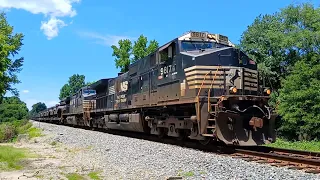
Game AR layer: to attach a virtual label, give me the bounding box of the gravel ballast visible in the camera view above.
[28,121,320,180]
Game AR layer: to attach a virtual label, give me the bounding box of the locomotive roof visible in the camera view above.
[90,78,111,90]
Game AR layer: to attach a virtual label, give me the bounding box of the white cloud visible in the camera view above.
[0,0,80,39]
[25,99,59,110]
[40,17,67,40]
[22,90,29,93]
[78,31,137,46]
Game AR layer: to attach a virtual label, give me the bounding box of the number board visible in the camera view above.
[190,32,207,39]
[218,34,228,42]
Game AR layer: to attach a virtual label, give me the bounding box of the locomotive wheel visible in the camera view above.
[199,137,212,145]
[157,127,166,139]
[176,129,187,141]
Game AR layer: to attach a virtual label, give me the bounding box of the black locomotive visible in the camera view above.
[34,31,277,146]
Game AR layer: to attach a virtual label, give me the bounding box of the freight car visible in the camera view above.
[34,31,277,146]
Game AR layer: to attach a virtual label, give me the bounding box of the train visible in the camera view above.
[33,31,277,146]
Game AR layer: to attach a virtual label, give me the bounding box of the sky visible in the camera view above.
[1,0,318,110]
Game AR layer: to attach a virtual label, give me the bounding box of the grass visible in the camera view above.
[0,120,43,143]
[27,127,43,139]
[0,145,29,170]
[88,171,102,180]
[65,173,85,180]
[266,138,320,152]
[177,170,195,177]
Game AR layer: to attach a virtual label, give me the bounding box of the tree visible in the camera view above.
[0,96,28,122]
[111,35,159,72]
[132,35,159,62]
[29,102,47,118]
[0,13,24,99]
[239,3,320,90]
[111,39,132,72]
[59,74,86,100]
[240,3,320,140]
[59,84,71,100]
[86,81,96,86]
[277,60,320,140]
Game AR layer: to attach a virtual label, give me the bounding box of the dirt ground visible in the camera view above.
[0,132,100,180]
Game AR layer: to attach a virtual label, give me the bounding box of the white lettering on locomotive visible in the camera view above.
[160,64,176,76]
[120,81,128,92]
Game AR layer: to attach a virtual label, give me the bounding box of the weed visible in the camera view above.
[266,138,320,152]
[183,171,194,177]
[50,141,57,146]
[66,173,85,180]
[27,127,43,139]
[0,145,29,170]
[88,171,102,180]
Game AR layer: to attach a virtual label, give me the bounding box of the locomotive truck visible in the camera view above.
[34,31,277,146]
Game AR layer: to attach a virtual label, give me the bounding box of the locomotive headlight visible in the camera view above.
[229,86,237,94]
[264,88,271,95]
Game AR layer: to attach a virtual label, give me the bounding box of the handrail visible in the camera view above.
[196,71,211,124]
[207,66,222,112]
[196,71,211,97]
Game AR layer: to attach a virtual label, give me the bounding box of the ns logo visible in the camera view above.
[120,81,128,92]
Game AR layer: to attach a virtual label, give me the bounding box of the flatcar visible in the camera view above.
[34,31,277,146]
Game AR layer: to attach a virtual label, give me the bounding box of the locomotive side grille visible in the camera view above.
[243,68,258,91]
[83,100,96,109]
[183,65,227,89]
[183,66,259,92]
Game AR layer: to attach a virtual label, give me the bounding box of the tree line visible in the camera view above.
[0,3,319,141]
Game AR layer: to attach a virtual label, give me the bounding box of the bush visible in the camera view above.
[277,60,320,141]
[0,123,15,142]
[0,120,41,143]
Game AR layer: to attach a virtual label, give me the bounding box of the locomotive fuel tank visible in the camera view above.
[104,113,148,132]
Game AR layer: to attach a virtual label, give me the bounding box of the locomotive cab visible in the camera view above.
[175,32,276,146]
[150,31,276,146]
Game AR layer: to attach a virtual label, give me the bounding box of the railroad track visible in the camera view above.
[232,146,320,174]
[34,120,320,175]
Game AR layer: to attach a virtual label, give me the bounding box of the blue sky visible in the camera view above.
[1,0,318,110]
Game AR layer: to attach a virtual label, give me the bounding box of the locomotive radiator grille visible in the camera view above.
[83,100,96,109]
[183,66,259,92]
[183,65,227,89]
[243,68,258,91]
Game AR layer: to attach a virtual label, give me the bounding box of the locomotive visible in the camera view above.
[34,31,277,146]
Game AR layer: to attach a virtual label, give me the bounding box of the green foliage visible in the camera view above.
[29,102,47,118]
[65,173,85,180]
[240,3,320,141]
[277,60,320,140]
[111,34,159,72]
[0,145,29,170]
[0,120,40,142]
[86,81,96,86]
[111,39,132,72]
[132,35,159,62]
[0,13,24,99]
[0,96,28,122]
[59,84,71,100]
[59,74,92,100]
[27,127,43,138]
[266,138,320,152]
[239,3,320,90]
[88,171,102,180]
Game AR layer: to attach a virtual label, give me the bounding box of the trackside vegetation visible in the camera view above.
[239,3,320,143]
[0,2,318,165]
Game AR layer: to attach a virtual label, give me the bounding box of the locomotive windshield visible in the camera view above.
[181,41,229,51]
[181,41,214,51]
[82,89,96,97]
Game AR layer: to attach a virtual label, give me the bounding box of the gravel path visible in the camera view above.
[5,120,319,180]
